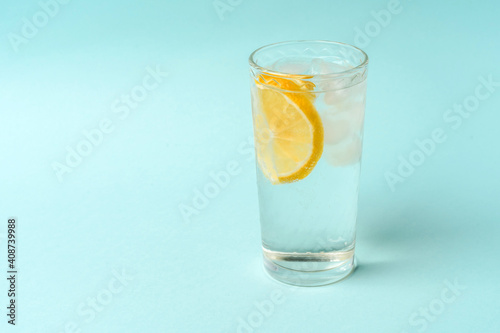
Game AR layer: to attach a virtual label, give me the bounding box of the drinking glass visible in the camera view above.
[249,40,368,286]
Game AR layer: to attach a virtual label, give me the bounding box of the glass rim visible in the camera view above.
[248,40,369,79]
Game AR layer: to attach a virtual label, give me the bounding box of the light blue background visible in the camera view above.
[1,0,499,332]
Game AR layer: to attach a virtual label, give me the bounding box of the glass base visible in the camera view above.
[262,248,356,287]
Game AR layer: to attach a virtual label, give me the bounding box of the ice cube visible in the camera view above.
[324,135,363,167]
[322,112,352,145]
[309,58,328,75]
[271,59,310,74]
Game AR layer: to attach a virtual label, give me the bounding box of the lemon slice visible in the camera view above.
[253,74,324,184]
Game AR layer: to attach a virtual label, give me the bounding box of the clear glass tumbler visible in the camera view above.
[249,40,368,286]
